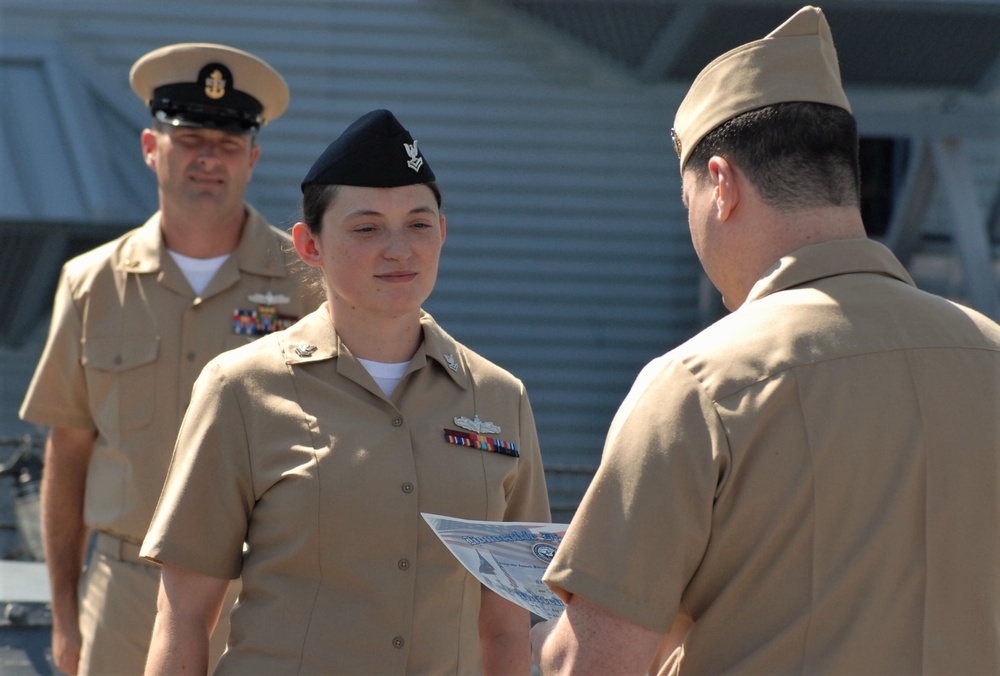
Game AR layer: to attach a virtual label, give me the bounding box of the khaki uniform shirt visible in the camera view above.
[544,239,1000,675]
[142,305,551,675]
[20,207,320,543]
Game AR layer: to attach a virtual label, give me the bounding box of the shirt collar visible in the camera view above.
[115,213,165,274]
[418,310,471,390]
[281,307,471,390]
[281,304,338,363]
[234,205,293,279]
[744,238,915,305]
[114,205,288,279]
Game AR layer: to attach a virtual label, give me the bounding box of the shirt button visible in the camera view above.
[392,636,405,649]
[113,355,122,366]
[186,352,196,361]
[398,558,410,571]
[401,482,414,494]
[391,416,403,427]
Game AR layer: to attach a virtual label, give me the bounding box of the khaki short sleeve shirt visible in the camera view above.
[19,207,321,542]
[142,306,551,674]
[544,239,1000,674]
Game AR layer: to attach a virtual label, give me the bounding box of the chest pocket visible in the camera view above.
[82,338,160,431]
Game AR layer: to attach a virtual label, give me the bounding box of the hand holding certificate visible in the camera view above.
[421,513,570,619]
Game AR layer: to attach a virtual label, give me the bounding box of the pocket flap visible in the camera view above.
[83,338,160,372]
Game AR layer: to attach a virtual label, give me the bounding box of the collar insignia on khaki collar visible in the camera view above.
[443,353,459,372]
[294,343,317,358]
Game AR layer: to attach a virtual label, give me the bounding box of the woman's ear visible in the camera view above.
[291,223,322,268]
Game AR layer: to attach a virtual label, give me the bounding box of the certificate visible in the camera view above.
[422,512,569,619]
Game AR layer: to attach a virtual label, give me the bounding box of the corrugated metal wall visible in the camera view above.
[0,0,701,489]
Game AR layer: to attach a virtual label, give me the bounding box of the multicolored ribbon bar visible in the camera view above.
[443,428,519,458]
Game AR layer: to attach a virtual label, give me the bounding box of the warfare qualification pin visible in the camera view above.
[248,291,291,306]
[453,415,501,434]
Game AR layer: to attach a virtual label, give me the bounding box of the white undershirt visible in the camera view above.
[357,358,410,396]
[167,251,231,295]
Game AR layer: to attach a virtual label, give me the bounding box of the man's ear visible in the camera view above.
[140,129,158,170]
[708,156,739,222]
[291,222,322,268]
[248,143,261,171]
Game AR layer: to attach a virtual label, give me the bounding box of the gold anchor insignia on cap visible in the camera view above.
[294,343,317,358]
[454,415,501,434]
[443,353,459,372]
[404,141,423,172]
[204,68,226,100]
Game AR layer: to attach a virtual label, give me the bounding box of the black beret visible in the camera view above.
[301,109,436,192]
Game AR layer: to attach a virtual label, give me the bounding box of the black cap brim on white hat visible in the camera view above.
[130,42,289,134]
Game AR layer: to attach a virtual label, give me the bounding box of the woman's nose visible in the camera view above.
[382,231,410,259]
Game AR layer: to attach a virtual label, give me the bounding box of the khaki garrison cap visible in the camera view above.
[130,43,289,134]
[671,5,852,171]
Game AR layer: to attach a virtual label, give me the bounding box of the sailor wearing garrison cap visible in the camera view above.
[20,41,319,676]
[141,108,551,674]
[671,4,851,170]
[536,6,1000,675]
[301,108,437,189]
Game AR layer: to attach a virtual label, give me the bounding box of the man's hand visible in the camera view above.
[51,614,83,676]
